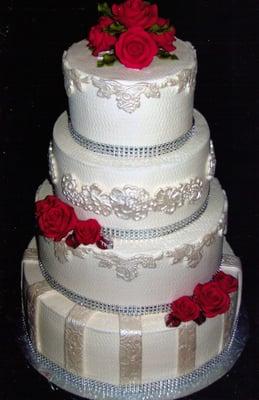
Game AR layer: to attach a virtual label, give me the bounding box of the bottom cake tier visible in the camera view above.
[21,238,243,395]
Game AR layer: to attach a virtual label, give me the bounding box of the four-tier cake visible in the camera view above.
[21,1,244,398]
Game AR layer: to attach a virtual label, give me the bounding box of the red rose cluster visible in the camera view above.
[35,195,107,249]
[88,0,176,69]
[165,271,238,328]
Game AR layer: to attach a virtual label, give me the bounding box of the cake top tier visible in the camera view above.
[63,38,196,85]
[63,38,197,147]
[62,0,197,148]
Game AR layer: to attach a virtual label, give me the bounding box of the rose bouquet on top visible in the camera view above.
[88,0,178,69]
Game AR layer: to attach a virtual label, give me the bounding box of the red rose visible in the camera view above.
[88,16,117,56]
[165,312,181,328]
[98,16,114,29]
[35,196,77,241]
[112,0,158,29]
[66,219,101,248]
[213,271,238,294]
[194,282,230,318]
[115,27,158,69]
[171,296,201,322]
[151,29,176,52]
[156,17,170,27]
[35,195,60,217]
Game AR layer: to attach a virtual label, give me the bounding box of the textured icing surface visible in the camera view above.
[37,178,226,306]
[51,110,211,230]
[63,38,197,145]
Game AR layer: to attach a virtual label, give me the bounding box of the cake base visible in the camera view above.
[20,307,248,400]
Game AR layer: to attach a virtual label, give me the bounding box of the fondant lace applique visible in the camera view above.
[50,198,227,281]
[61,174,205,220]
[63,52,197,113]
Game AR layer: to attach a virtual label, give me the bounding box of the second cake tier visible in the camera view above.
[49,110,214,231]
[37,177,227,309]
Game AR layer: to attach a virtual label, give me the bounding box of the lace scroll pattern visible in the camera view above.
[119,315,142,384]
[64,305,94,375]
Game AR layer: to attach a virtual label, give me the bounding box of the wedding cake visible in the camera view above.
[21,1,244,398]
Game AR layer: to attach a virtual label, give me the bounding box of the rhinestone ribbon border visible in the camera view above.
[39,261,171,316]
[20,309,248,400]
[69,122,195,158]
[39,249,225,317]
[101,194,209,240]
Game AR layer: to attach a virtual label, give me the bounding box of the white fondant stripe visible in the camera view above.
[119,315,142,384]
[26,281,53,348]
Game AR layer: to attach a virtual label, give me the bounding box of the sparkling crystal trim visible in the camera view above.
[61,174,206,220]
[20,311,247,400]
[38,262,171,316]
[101,195,209,240]
[39,249,228,315]
[69,122,195,158]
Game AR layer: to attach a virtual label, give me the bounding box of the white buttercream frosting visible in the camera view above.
[63,38,197,145]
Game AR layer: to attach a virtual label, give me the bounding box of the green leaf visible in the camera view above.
[149,24,160,33]
[109,22,125,32]
[97,60,104,67]
[98,2,113,17]
[157,49,171,58]
[97,53,116,67]
[104,22,126,35]
[150,23,170,34]
[103,53,116,65]
[157,50,179,60]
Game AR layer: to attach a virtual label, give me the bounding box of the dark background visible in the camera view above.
[0,0,258,399]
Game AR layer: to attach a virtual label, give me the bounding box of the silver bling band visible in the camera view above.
[38,261,171,316]
[69,122,196,158]
[101,195,209,240]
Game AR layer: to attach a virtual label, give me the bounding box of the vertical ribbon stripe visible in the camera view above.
[177,322,196,376]
[26,281,52,348]
[223,292,238,348]
[64,304,93,375]
[119,315,142,385]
